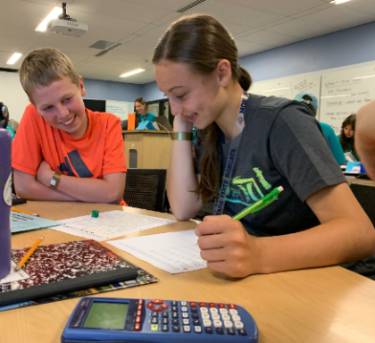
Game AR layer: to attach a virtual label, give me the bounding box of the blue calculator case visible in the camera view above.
[62,297,258,342]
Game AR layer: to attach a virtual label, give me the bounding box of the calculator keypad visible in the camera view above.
[144,300,247,337]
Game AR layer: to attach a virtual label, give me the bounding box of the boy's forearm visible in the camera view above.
[52,173,125,203]
[14,174,76,202]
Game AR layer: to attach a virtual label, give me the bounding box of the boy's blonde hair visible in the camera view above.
[19,48,81,99]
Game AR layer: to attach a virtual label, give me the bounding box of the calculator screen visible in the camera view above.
[83,302,129,330]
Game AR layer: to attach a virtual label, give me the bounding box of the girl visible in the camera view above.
[339,114,359,161]
[153,14,375,278]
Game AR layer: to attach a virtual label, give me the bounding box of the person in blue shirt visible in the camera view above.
[134,97,159,130]
[294,93,347,165]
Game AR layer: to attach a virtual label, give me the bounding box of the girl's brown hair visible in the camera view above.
[153,14,251,202]
[340,113,356,151]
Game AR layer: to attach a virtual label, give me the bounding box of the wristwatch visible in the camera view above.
[49,172,61,189]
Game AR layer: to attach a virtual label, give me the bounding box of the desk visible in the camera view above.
[346,176,375,188]
[2,201,375,342]
[123,130,171,169]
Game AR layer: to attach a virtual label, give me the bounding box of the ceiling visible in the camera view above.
[1,0,375,85]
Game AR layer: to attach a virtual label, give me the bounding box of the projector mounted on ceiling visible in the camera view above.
[48,2,88,37]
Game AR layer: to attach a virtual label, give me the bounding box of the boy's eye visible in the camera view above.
[43,106,54,112]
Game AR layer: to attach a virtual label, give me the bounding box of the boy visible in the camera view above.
[12,48,126,203]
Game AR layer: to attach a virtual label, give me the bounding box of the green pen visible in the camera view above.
[233,185,284,220]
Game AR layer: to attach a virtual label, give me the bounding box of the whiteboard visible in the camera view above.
[0,71,29,122]
[251,72,321,116]
[320,61,375,133]
[105,99,133,120]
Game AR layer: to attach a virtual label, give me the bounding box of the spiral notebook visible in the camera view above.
[0,240,157,311]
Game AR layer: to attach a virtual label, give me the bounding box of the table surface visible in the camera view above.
[2,201,375,343]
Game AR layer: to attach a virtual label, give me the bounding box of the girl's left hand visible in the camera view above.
[196,215,261,278]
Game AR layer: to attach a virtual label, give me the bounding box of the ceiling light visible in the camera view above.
[119,68,145,78]
[35,6,63,32]
[353,74,375,80]
[330,0,352,5]
[6,52,23,65]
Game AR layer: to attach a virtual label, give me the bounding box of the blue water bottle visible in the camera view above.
[0,129,11,279]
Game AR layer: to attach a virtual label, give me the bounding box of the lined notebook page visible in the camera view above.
[109,230,207,274]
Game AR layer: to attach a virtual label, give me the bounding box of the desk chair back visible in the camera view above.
[350,183,375,225]
[124,169,167,212]
[344,183,375,279]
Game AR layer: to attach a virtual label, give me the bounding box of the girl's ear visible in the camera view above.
[216,59,232,87]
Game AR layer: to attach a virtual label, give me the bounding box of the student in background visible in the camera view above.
[338,114,359,161]
[153,14,375,278]
[12,48,126,203]
[357,101,375,179]
[294,93,346,165]
[134,97,159,130]
[0,102,16,138]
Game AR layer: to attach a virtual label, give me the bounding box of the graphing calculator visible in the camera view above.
[61,297,258,342]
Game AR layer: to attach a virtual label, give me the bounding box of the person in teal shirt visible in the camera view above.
[134,97,159,130]
[294,93,347,165]
[319,122,347,165]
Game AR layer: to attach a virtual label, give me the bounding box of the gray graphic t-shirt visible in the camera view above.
[195,94,345,236]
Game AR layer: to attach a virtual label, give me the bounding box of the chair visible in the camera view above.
[350,183,375,225]
[124,169,167,212]
[343,182,375,279]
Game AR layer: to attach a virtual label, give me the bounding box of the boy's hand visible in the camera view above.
[196,215,261,278]
[36,161,54,187]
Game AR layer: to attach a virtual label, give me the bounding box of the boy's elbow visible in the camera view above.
[103,188,124,204]
[14,181,32,199]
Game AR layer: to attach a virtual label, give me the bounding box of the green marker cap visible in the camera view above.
[91,210,99,218]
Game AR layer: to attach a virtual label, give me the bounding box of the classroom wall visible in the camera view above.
[142,20,375,101]
[83,78,142,102]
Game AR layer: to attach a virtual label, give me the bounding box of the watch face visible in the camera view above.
[50,173,60,188]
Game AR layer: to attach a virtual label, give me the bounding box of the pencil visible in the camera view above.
[233,186,284,221]
[16,237,44,271]
[11,207,39,217]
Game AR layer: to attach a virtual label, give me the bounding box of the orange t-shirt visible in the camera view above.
[12,104,127,178]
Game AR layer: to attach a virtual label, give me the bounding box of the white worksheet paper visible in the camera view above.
[108,230,207,274]
[52,210,176,241]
